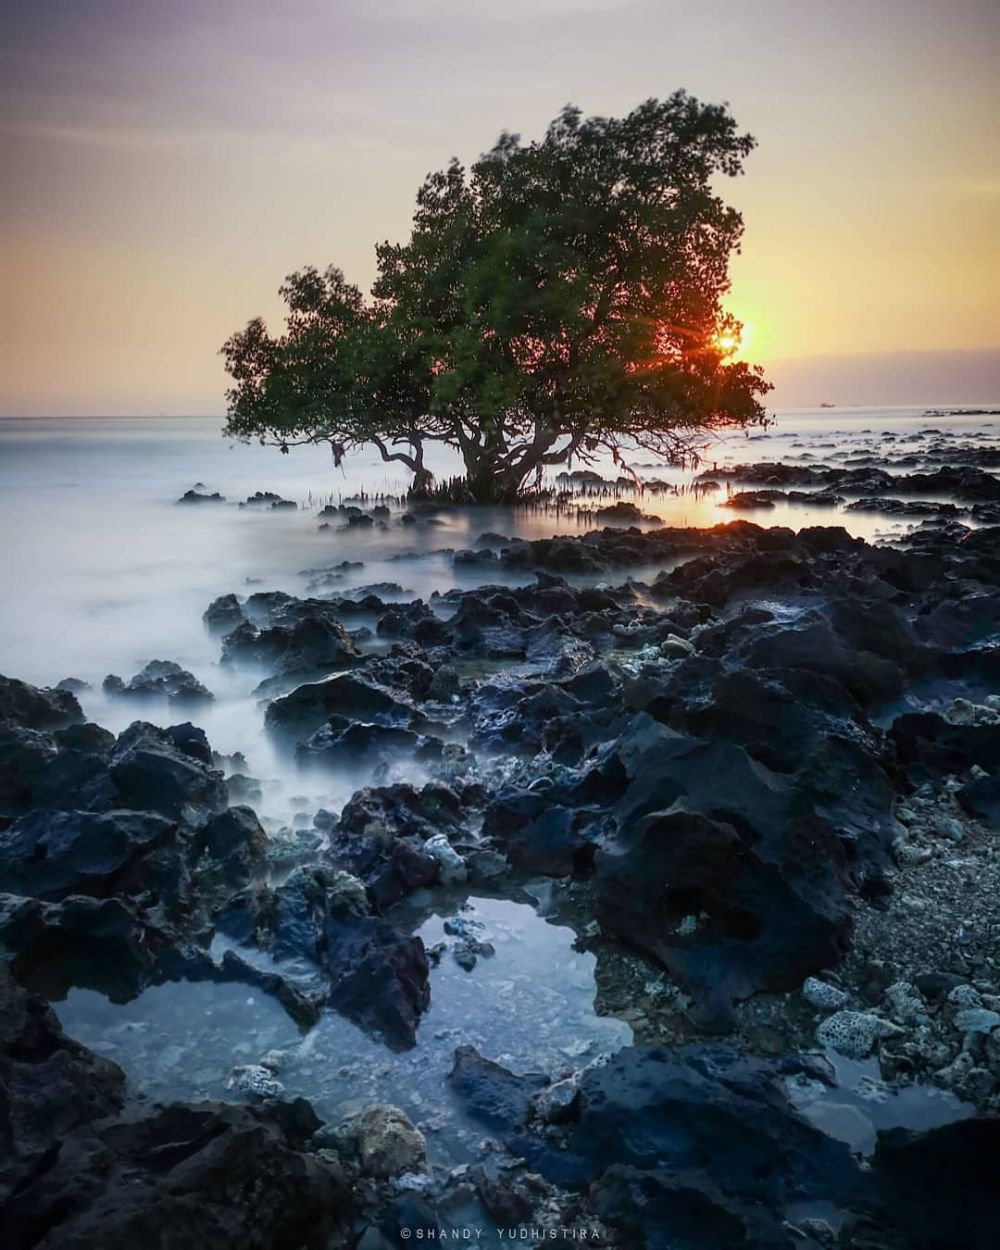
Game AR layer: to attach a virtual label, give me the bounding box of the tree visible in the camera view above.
[222,93,771,503]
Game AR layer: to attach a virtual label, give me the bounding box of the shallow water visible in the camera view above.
[55,893,632,1164]
[3,407,993,1161]
[2,408,996,695]
[787,1052,973,1155]
[5,405,989,825]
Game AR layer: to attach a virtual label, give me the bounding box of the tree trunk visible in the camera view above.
[371,434,434,497]
[462,450,528,504]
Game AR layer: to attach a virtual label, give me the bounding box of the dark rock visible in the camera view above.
[0,675,84,731]
[0,721,111,816]
[596,803,845,1023]
[203,593,246,633]
[785,489,844,506]
[345,837,439,910]
[454,547,497,567]
[242,589,298,622]
[164,722,215,766]
[55,677,90,693]
[482,790,595,878]
[297,721,442,769]
[197,805,268,871]
[591,1165,803,1250]
[875,1118,1000,1250]
[0,960,125,1192]
[891,465,1000,502]
[720,490,779,510]
[326,781,479,907]
[913,591,1000,649]
[176,488,224,503]
[449,1043,868,1248]
[448,1045,548,1131]
[957,773,1000,828]
[594,501,648,523]
[427,663,461,701]
[222,616,359,680]
[912,971,967,1003]
[337,781,471,841]
[239,490,297,509]
[735,615,906,705]
[217,866,430,1046]
[585,714,892,1022]
[377,600,450,647]
[515,1044,866,1205]
[0,809,177,901]
[224,773,263,805]
[4,1088,349,1250]
[890,712,1000,782]
[845,496,967,517]
[265,673,414,741]
[109,721,228,826]
[0,893,160,1002]
[325,916,430,1050]
[102,661,214,706]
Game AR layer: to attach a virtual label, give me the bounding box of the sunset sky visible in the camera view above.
[2,0,999,416]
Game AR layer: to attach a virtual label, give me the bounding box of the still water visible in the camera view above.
[1,408,991,1157]
[57,893,632,1164]
[5,405,983,827]
[3,406,995,690]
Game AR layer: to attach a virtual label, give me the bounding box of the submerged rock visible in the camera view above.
[227,1062,286,1100]
[217,866,430,1048]
[448,1045,548,1131]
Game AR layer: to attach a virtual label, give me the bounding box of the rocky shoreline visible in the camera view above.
[3,485,1000,1246]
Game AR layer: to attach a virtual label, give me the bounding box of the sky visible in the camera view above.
[2,0,999,416]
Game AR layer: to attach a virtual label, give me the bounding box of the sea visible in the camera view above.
[0,406,990,1160]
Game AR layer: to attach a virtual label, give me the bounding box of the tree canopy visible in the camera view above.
[222,93,771,502]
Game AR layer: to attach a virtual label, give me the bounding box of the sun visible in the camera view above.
[713,323,752,359]
[715,332,740,354]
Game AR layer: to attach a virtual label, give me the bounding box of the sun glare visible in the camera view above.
[714,322,753,360]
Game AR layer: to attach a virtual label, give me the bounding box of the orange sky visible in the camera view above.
[2,0,999,415]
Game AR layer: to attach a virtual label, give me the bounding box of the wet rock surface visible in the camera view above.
[4,429,1000,1245]
[0,963,354,1250]
[103,659,214,706]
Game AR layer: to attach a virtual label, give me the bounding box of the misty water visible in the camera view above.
[58,893,631,1164]
[1,407,992,1162]
[5,406,993,830]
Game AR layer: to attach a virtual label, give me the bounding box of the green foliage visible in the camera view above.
[222,92,771,502]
